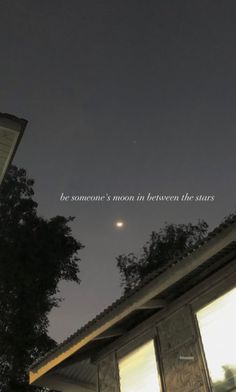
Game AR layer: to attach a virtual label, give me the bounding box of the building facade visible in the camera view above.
[30,217,236,392]
[0,113,27,185]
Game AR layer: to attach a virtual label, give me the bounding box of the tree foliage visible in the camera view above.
[117,221,209,292]
[0,166,83,391]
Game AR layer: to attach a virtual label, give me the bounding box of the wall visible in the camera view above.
[97,303,208,392]
[157,305,208,392]
[96,260,236,392]
[98,352,120,392]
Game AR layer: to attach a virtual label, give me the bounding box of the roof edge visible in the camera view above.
[0,112,28,128]
[0,112,28,184]
[30,217,236,384]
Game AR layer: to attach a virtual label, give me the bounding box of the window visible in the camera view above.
[118,340,161,392]
[196,287,236,392]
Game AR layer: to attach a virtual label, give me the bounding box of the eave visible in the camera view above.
[0,113,27,184]
[30,217,236,387]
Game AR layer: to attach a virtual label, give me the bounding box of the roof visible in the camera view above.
[0,113,27,184]
[30,214,236,387]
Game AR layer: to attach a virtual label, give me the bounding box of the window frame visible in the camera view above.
[116,329,164,392]
[192,278,236,392]
[95,258,236,392]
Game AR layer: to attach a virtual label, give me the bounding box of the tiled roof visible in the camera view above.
[31,214,236,370]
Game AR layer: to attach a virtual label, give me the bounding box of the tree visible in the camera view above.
[117,221,209,292]
[0,166,83,391]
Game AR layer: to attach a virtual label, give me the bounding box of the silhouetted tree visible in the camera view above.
[0,166,83,391]
[117,221,209,292]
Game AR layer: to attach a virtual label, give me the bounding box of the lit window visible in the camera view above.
[118,340,161,392]
[196,287,236,392]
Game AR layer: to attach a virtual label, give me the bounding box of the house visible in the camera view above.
[29,216,236,392]
[0,113,27,185]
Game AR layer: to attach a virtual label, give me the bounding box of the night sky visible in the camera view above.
[1,1,236,342]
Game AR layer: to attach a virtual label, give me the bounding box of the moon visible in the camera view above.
[115,220,124,229]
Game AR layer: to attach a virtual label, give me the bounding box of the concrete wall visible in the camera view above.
[157,305,208,392]
[97,304,208,392]
[98,352,120,392]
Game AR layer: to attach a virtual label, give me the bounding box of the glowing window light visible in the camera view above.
[118,340,161,392]
[197,287,236,391]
